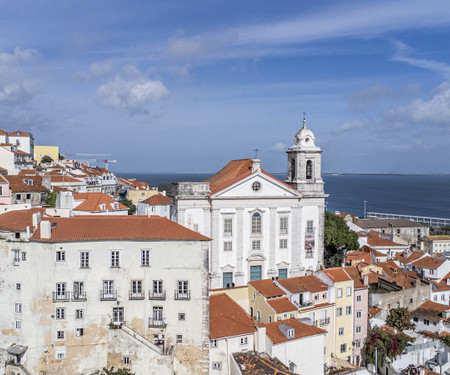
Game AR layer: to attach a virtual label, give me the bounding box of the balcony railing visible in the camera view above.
[148,317,167,328]
[174,291,191,300]
[129,290,145,300]
[100,290,117,301]
[149,291,166,300]
[320,317,330,326]
[52,292,70,302]
[72,292,87,301]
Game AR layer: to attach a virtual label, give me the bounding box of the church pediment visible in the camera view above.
[211,171,302,199]
[246,253,266,262]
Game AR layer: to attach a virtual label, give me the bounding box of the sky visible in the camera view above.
[1,1,450,174]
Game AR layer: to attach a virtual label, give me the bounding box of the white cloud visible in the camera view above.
[272,142,287,152]
[349,84,395,111]
[97,66,169,114]
[0,47,39,106]
[76,61,113,81]
[332,120,364,135]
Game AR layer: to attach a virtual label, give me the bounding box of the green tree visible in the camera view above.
[441,335,450,346]
[40,155,54,164]
[119,199,136,215]
[58,153,65,161]
[94,367,134,375]
[324,211,359,267]
[46,191,57,207]
[364,327,409,369]
[386,307,415,331]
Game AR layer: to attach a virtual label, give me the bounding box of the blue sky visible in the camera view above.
[1,0,450,174]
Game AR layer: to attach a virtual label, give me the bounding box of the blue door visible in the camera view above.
[250,266,262,281]
[223,272,233,288]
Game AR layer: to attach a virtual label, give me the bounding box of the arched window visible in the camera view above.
[251,212,261,234]
[306,160,312,180]
[290,160,295,180]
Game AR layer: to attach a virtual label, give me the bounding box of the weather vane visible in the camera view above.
[254,148,259,159]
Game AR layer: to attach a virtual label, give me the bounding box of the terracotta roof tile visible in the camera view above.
[140,194,170,205]
[0,208,46,231]
[323,267,352,282]
[411,300,450,323]
[366,231,404,247]
[232,352,296,375]
[343,267,367,289]
[277,275,328,294]
[262,318,326,345]
[355,217,427,229]
[3,175,48,192]
[73,192,128,212]
[8,130,32,137]
[425,235,450,241]
[409,256,446,270]
[249,279,286,298]
[30,216,211,242]
[378,261,402,277]
[267,297,298,313]
[210,293,256,339]
[368,306,382,318]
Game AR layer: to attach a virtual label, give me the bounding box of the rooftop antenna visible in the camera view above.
[302,112,307,129]
[253,148,259,159]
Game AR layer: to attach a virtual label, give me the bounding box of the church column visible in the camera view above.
[267,207,278,279]
[203,207,211,237]
[290,206,303,277]
[177,208,186,226]
[235,208,245,286]
[209,208,221,289]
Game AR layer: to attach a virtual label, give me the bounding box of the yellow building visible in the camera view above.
[34,145,59,164]
[321,268,354,361]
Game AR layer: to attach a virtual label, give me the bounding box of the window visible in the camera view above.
[280,217,288,234]
[80,252,89,268]
[152,306,163,323]
[15,232,20,239]
[424,319,430,326]
[355,340,361,348]
[287,329,295,338]
[13,250,20,265]
[252,182,261,192]
[306,160,312,180]
[314,294,319,301]
[240,337,248,345]
[55,283,67,300]
[131,280,143,296]
[76,328,84,337]
[212,363,222,370]
[346,306,352,315]
[340,343,347,353]
[223,241,232,251]
[178,313,185,321]
[14,303,22,314]
[110,251,120,267]
[141,249,150,266]
[177,280,189,298]
[16,193,22,201]
[410,298,413,304]
[256,310,261,322]
[56,251,66,261]
[279,239,288,249]
[268,315,272,323]
[26,193,31,200]
[413,317,419,322]
[338,327,344,336]
[251,212,261,234]
[278,268,288,279]
[57,331,65,340]
[356,295,362,302]
[337,307,343,317]
[21,252,26,261]
[433,295,438,301]
[56,348,66,360]
[73,282,85,300]
[224,218,232,236]
[103,280,114,298]
[210,339,217,348]
[356,326,362,333]
[337,288,342,298]
[153,280,164,297]
[56,307,65,320]
[16,283,21,290]
[356,311,362,319]
[113,307,124,324]
[223,272,233,288]
[75,309,84,319]
[15,320,21,329]
[252,240,261,251]
[322,292,327,299]
[123,357,130,365]
[250,266,262,281]
[306,220,314,234]
[442,294,446,301]
[346,287,352,296]
[176,335,183,343]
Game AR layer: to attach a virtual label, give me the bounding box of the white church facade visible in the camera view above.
[170,120,327,289]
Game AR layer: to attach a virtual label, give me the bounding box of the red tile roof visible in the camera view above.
[3,175,48,192]
[262,318,326,345]
[267,297,297,313]
[277,275,328,294]
[73,192,128,212]
[411,300,450,323]
[409,256,446,270]
[378,261,402,277]
[0,208,46,231]
[232,352,296,375]
[366,231,404,247]
[49,175,83,183]
[323,267,352,282]
[249,279,286,298]
[343,267,367,289]
[8,130,32,137]
[141,194,170,205]
[368,306,382,318]
[210,293,256,339]
[396,250,426,265]
[30,216,211,242]
[17,169,36,176]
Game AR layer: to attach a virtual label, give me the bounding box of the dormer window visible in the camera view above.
[287,328,295,338]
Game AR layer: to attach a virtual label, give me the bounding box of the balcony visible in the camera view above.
[129,290,145,300]
[149,291,166,300]
[100,290,117,301]
[174,291,191,300]
[72,292,87,302]
[52,292,70,302]
[148,317,167,328]
[320,317,330,326]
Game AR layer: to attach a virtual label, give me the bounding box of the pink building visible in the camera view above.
[344,267,369,366]
[0,175,11,204]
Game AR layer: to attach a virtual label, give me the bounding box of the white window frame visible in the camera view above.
[337,288,342,298]
[56,251,66,262]
[356,295,362,302]
[338,327,344,336]
[240,337,248,345]
[75,309,84,319]
[110,250,120,267]
[56,330,65,340]
[251,212,261,234]
[346,287,352,296]
[340,343,347,353]
[280,217,288,234]
[337,307,343,317]
[224,241,232,251]
[252,240,261,251]
[15,320,21,329]
[56,307,65,320]
[123,356,130,365]
[14,303,22,314]
[306,220,314,234]
[279,239,288,249]
[210,339,218,348]
[141,249,150,266]
[80,252,89,268]
[224,218,233,236]
[356,326,362,333]
[346,306,352,315]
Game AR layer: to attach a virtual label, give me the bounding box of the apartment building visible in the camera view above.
[0,214,210,375]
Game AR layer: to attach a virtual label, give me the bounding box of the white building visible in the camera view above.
[170,120,327,289]
[0,214,210,375]
[422,235,450,255]
[0,143,34,175]
[411,300,450,334]
[6,130,34,156]
[136,193,170,218]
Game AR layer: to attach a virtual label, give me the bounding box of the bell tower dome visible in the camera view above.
[286,114,324,195]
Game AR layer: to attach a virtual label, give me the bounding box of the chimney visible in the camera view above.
[255,326,266,353]
[40,221,51,239]
[26,226,30,237]
[32,212,41,228]
[251,159,261,173]
[162,190,166,196]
